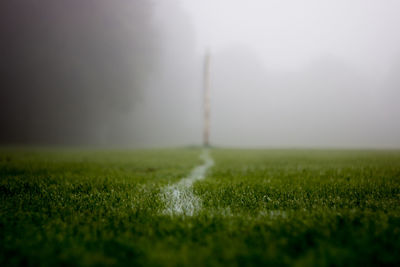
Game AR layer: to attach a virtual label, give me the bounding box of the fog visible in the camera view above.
[1,0,399,148]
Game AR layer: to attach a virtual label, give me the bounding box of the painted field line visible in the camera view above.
[161,149,214,216]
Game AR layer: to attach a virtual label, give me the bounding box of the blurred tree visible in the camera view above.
[0,0,158,145]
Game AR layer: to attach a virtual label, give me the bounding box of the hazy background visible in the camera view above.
[1,0,399,148]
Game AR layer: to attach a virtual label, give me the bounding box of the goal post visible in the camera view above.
[203,50,211,147]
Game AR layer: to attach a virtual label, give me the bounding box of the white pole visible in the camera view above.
[203,50,211,147]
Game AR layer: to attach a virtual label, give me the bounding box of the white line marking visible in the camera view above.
[161,149,214,216]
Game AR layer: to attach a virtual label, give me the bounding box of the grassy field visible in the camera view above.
[1,148,400,266]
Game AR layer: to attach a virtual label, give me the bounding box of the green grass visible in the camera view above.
[1,148,400,266]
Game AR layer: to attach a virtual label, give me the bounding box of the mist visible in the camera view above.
[1,0,399,148]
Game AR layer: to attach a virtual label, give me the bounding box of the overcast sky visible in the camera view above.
[178,0,400,148]
[182,0,400,76]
